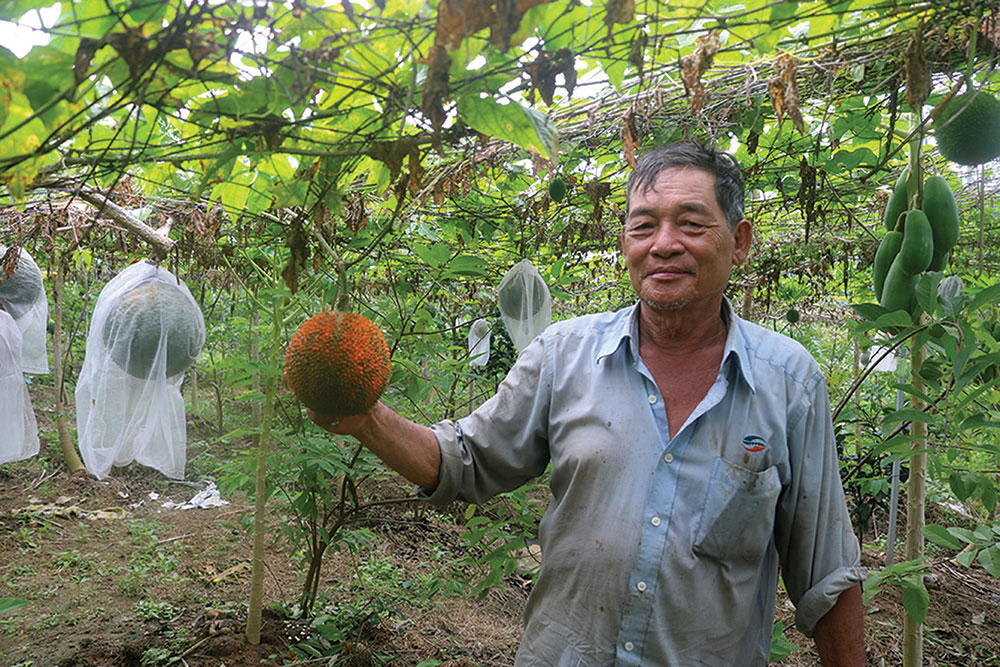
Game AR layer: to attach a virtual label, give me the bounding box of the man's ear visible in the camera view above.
[732,218,753,266]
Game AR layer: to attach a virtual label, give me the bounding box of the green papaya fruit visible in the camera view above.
[880,254,916,313]
[883,167,910,232]
[873,230,904,299]
[928,251,950,272]
[922,175,959,270]
[897,209,934,275]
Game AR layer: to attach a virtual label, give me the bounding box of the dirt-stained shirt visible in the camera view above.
[422,300,863,666]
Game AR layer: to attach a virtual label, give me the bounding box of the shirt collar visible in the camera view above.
[595,304,638,364]
[721,297,756,393]
[594,299,757,394]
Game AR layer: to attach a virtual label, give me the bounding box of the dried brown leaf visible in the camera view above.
[904,26,930,110]
[680,31,720,115]
[769,53,804,134]
[622,113,637,169]
[420,46,452,138]
[605,0,635,26]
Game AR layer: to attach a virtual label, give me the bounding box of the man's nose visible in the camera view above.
[649,222,683,255]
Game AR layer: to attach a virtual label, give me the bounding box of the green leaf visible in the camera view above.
[849,302,886,322]
[882,408,940,428]
[949,471,978,502]
[457,95,559,162]
[770,620,800,661]
[969,283,1000,313]
[947,527,978,544]
[923,524,963,550]
[412,243,451,268]
[443,255,486,278]
[900,578,929,624]
[0,597,29,615]
[978,546,1000,578]
[956,548,978,568]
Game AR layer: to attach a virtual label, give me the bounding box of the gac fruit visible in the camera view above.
[284,311,391,417]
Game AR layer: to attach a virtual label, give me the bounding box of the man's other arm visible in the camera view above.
[813,583,864,666]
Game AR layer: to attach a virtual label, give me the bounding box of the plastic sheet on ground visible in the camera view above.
[160,481,229,510]
[0,310,40,464]
[75,260,205,480]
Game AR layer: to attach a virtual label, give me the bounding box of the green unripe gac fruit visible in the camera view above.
[873,230,904,299]
[785,308,800,323]
[880,254,916,313]
[897,209,934,275]
[883,167,910,232]
[921,175,960,271]
[284,311,391,418]
[934,91,1000,166]
[548,177,566,202]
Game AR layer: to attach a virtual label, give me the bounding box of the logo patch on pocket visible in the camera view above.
[742,435,766,452]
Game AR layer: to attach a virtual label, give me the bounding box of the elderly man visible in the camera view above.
[312,142,865,665]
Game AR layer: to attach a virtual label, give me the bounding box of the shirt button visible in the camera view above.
[624,641,635,652]
[637,581,647,592]
[648,395,657,404]
[651,516,661,526]
[663,452,674,463]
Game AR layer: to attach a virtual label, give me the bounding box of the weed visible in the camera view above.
[134,600,178,621]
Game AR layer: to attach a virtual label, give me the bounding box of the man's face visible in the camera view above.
[620,166,752,312]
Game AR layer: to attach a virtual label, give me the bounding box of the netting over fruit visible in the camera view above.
[0,309,40,464]
[75,261,205,479]
[0,245,48,374]
[498,259,551,352]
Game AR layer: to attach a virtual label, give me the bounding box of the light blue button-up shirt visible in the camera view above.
[425,301,863,666]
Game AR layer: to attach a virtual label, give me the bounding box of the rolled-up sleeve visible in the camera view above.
[776,372,865,637]
[418,335,553,507]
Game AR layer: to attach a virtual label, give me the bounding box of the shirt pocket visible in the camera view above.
[692,457,781,563]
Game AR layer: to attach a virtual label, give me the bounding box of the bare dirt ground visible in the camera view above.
[2,397,999,665]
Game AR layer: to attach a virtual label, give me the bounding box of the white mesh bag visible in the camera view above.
[0,245,49,374]
[498,259,551,352]
[75,260,205,479]
[468,318,491,367]
[0,309,40,464]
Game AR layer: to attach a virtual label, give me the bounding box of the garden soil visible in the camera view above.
[1,395,998,665]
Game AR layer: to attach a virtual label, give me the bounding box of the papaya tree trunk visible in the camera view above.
[246,297,281,644]
[903,341,926,666]
[51,255,86,475]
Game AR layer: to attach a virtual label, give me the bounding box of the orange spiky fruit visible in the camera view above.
[284,311,391,417]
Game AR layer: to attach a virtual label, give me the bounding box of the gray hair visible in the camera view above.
[625,142,746,228]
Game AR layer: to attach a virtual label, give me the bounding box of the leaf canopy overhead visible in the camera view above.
[0,0,997,298]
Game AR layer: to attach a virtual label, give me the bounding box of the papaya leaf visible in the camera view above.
[457,95,559,162]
